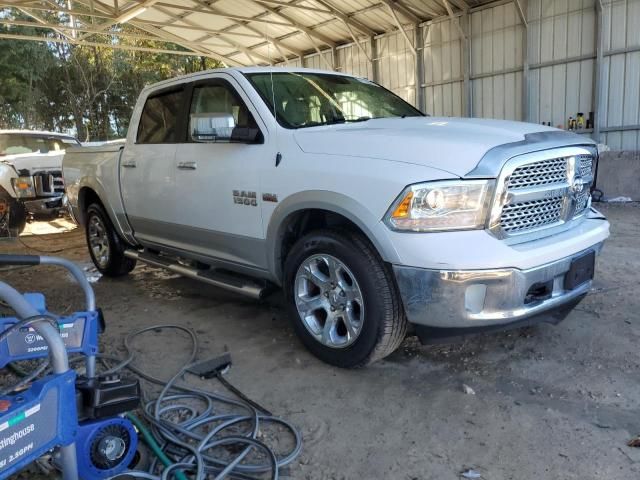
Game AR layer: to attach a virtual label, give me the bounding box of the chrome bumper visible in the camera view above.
[393,243,603,330]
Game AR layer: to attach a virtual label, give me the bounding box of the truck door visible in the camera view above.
[120,87,185,247]
[172,76,268,271]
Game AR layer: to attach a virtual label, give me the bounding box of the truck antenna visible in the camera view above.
[267,24,281,167]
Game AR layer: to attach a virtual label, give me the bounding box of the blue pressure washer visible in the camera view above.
[0,255,140,480]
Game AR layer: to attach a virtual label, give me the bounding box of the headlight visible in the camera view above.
[11,177,36,198]
[385,180,494,232]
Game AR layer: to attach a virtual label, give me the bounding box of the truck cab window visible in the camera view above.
[189,84,258,143]
[137,89,184,144]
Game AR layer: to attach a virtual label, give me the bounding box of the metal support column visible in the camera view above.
[463,11,472,117]
[415,24,426,112]
[593,0,605,143]
[515,0,529,122]
[370,36,379,83]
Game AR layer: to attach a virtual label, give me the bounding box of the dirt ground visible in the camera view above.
[1,203,639,479]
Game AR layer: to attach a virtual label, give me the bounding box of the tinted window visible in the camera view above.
[188,83,257,142]
[137,89,184,143]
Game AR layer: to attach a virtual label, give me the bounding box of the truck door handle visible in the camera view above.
[177,161,197,170]
[122,160,136,168]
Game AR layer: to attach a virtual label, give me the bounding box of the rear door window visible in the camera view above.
[137,89,184,144]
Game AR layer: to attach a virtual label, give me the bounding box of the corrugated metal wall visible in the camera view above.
[375,29,417,106]
[470,3,524,121]
[422,17,465,117]
[281,0,640,151]
[601,0,640,150]
[335,41,373,79]
[528,0,596,130]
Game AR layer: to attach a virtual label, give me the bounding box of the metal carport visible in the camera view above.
[1,0,640,152]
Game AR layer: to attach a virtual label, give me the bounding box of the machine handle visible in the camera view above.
[0,255,96,312]
[0,255,40,265]
[0,281,69,374]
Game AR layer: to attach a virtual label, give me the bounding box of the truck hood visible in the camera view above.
[293,117,559,177]
[0,151,65,174]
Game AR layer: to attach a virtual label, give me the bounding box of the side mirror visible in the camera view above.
[230,126,263,144]
[190,113,236,142]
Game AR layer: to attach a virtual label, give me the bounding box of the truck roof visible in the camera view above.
[0,129,76,139]
[141,66,359,94]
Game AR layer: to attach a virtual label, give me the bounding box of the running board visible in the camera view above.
[124,250,268,300]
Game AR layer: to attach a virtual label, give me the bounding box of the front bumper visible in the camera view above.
[23,195,64,215]
[393,243,603,333]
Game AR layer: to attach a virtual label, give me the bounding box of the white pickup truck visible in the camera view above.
[0,130,80,235]
[63,67,610,367]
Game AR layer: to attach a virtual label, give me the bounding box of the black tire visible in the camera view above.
[0,189,27,237]
[85,202,136,276]
[283,229,407,368]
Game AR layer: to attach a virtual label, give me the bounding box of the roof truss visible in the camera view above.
[0,0,498,67]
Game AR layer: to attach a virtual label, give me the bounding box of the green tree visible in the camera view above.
[0,23,57,128]
[0,15,223,140]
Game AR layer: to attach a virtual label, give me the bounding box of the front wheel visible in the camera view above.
[284,229,408,368]
[0,189,27,237]
[85,203,136,277]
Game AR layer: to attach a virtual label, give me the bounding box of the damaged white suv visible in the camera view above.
[64,67,610,367]
[0,130,79,235]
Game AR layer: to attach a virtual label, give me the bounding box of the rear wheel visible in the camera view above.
[284,229,407,368]
[85,203,136,276]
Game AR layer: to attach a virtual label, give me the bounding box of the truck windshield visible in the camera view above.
[245,72,423,129]
[0,133,79,157]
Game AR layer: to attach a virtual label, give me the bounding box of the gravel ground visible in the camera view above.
[1,203,639,479]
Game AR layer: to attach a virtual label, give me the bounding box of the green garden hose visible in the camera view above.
[126,412,188,480]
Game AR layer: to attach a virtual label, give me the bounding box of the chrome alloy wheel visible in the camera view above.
[88,214,110,269]
[294,254,365,349]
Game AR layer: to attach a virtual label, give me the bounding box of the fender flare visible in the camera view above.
[76,177,136,245]
[265,190,401,283]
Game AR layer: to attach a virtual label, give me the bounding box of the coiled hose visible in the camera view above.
[7,324,302,480]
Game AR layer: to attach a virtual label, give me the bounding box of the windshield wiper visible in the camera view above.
[324,116,371,125]
[294,116,372,129]
[346,116,371,123]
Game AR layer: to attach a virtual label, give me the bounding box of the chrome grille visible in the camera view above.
[491,148,596,241]
[507,157,567,190]
[578,154,593,178]
[573,189,590,216]
[500,197,564,234]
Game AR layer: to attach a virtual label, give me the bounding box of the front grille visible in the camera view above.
[507,157,567,189]
[500,197,564,234]
[573,189,590,215]
[33,171,65,197]
[493,150,596,239]
[578,154,593,177]
[52,173,65,194]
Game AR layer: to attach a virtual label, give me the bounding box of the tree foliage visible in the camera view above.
[0,15,222,141]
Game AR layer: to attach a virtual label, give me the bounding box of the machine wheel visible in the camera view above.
[283,229,407,368]
[85,203,136,276]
